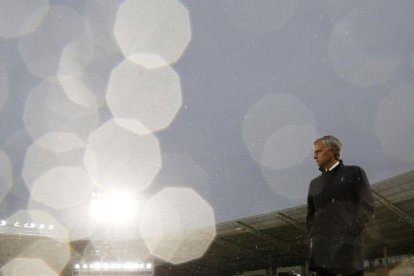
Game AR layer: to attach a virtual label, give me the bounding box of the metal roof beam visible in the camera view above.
[234,220,303,258]
[372,190,414,226]
[275,211,307,233]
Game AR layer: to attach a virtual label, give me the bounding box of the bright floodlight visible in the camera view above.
[89,191,138,225]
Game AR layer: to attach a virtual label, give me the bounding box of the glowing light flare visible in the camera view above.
[106,59,182,133]
[140,187,216,264]
[0,66,10,113]
[22,133,87,190]
[88,191,139,225]
[18,5,94,80]
[0,150,13,204]
[328,2,404,87]
[222,0,298,34]
[23,80,100,141]
[1,258,58,276]
[83,119,161,192]
[0,0,49,39]
[31,167,95,209]
[242,94,316,165]
[375,85,414,164]
[113,0,191,68]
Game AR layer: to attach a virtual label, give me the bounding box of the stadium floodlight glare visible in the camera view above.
[89,190,138,225]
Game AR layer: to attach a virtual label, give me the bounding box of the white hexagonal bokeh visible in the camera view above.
[23,80,100,141]
[106,59,182,133]
[31,166,94,210]
[328,1,403,87]
[1,258,58,276]
[375,85,414,164]
[113,0,191,68]
[0,0,49,39]
[84,119,161,191]
[18,5,94,80]
[140,187,216,264]
[23,132,87,190]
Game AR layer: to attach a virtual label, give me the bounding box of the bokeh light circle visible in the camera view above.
[375,85,414,164]
[84,0,124,54]
[23,132,87,190]
[1,258,58,276]
[23,80,100,141]
[261,124,318,171]
[58,77,99,109]
[18,5,94,80]
[113,0,191,68]
[31,166,94,209]
[140,187,216,264]
[17,239,71,275]
[0,0,49,39]
[107,59,182,133]
[84,119,161,191]
[328,2,404,87]
[242,94,316,165]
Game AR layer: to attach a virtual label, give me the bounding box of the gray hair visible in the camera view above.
[314,135,342,160]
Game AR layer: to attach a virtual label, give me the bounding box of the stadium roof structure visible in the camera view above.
[156,170,414,275]
[0,170,413,275]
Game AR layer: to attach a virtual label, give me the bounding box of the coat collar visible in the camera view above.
[319,159,343,173]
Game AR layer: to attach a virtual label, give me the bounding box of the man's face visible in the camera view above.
[313,141,335,169]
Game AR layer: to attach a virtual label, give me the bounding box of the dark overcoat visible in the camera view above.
[306,161,374,274]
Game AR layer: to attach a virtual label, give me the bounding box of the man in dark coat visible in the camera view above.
[306,135,374,276]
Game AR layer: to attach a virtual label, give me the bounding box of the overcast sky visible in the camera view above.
[1,0,414,227]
